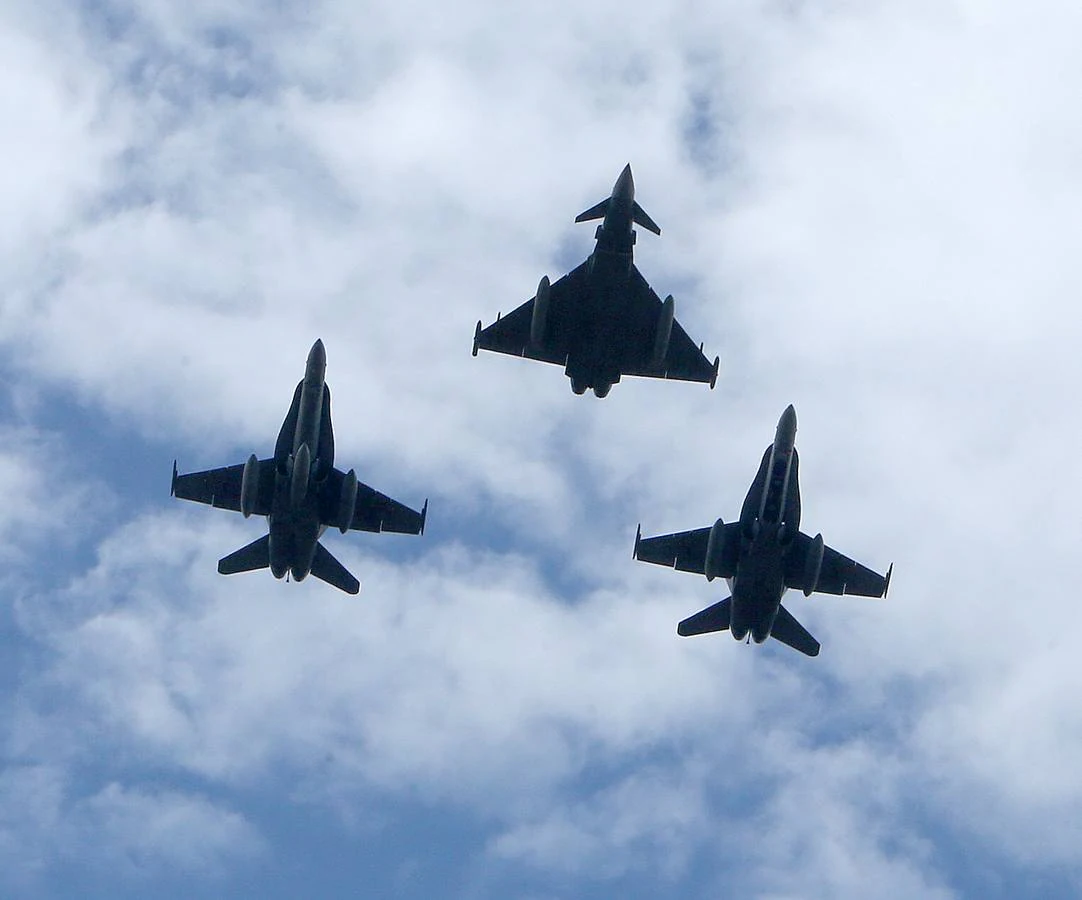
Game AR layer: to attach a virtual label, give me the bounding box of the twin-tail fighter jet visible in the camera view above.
[634,405,891,656]
[171,340,426,595]
[472,164,720,397]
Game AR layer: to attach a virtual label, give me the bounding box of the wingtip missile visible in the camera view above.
[710,356,720,389]
[472,321,481,357]
[420,498,428,535]
[884,563,893,598]
[634,523,642,558]
[171,460,178,496]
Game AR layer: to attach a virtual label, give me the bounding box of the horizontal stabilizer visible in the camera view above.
[310,542,360,595]
[770,604,820,657]
[677,596,732,637]
[218,534,270,575]
[574,197,610,224]
[632,200,661,235]
[573,197,661,236]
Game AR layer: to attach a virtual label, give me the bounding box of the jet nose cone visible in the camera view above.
[775,404,797,451]
[613,163,635,202]
[306,339,327,380]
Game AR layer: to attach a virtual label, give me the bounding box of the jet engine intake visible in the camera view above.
[704,517,727,582]
[651,294,675,370]
[803,532,825,596]
[338,468,358,534]
[240,454,260,519]
[530,276,551,347]
[290,442,311,508]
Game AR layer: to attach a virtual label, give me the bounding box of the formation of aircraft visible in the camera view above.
[169,166,891,655]
[634,406,891,657]
[472,165,719,397]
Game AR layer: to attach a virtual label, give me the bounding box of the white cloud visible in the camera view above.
[0,766,260,887]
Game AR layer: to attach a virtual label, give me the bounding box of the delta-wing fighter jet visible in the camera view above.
[171,339,426,594]
[472,164,719,397]
[634,406,891,656]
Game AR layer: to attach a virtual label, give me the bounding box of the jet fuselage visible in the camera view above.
[729,405,801,643]
[565,167,639,394]
[268,339,334,582]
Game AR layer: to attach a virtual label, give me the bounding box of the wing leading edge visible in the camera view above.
[783,531,891,597]
[633,522,741,579]
[171,459,275,517]
[619,267,718,386]
[473,264,718,387]
[319,467,427,535]
[473,264,588,365]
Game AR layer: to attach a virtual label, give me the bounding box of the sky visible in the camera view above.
[1,0,1081,897]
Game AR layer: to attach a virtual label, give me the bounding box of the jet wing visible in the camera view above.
[783,531,891,597]
[473,263,589,366]
[634,522,741,578]
[171,459,275,517]
[620,266,718,385]
[321,468,426,535]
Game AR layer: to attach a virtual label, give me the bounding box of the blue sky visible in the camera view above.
[2,0,1082,897]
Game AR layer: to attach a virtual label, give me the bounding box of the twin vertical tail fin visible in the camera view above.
[310,542,360,594]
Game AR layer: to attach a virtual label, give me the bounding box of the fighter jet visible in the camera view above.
[171,339,426,595]
[633,405,891,656]
[472,164,719,397]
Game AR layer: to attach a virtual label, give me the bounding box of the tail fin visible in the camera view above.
[310,542,360,595]
[677,596,732,637]
[770,604,820,657]
[218,534,270,575]
[574,198,661,235]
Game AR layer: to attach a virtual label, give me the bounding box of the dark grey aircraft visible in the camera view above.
[472,164,719,397]
[634,405,891,656]
[171,339,426,594]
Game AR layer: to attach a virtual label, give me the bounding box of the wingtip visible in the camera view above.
[883,563,893,598]
[472,321,481,357]
[710,356,720,389]
[420,498,428,536]
[171,460,178,496]
[633,523,642,559]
